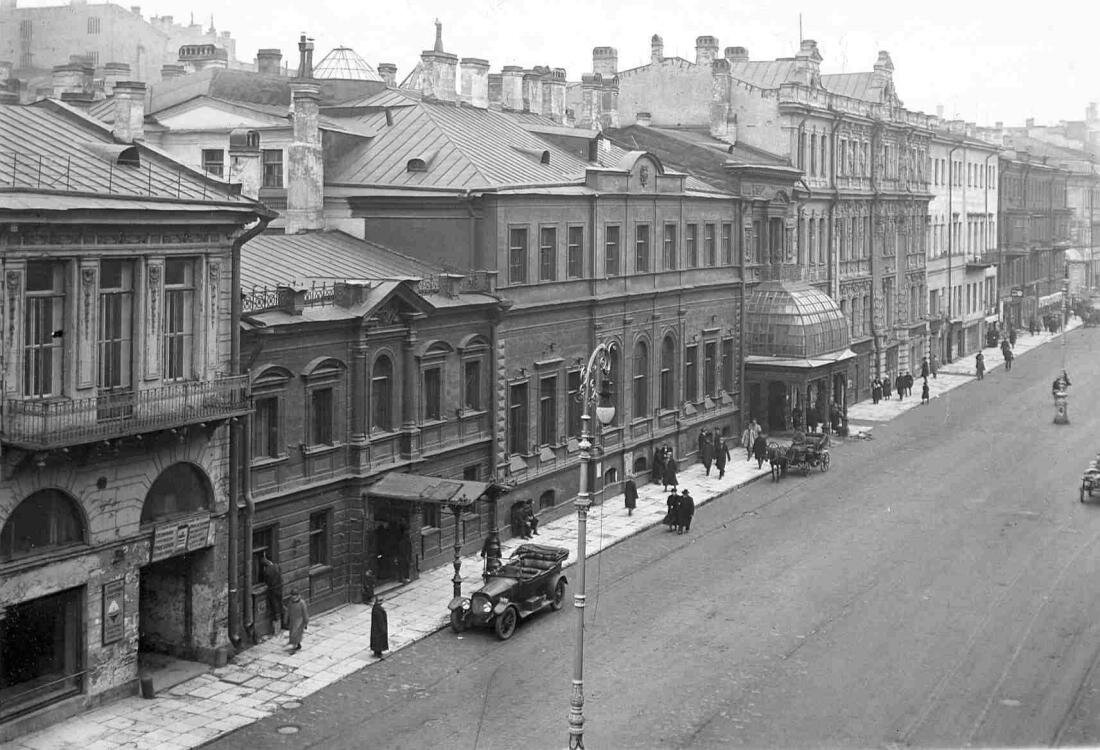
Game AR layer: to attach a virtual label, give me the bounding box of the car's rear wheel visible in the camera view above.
[551,579,567,611]
[494,606,518,640]
[450,608,467,633]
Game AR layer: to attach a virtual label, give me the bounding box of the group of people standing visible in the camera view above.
[663,489,695,534]
[651,443,680,491]
[697,428,732,479]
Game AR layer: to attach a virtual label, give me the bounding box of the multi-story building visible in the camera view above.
[0,93,269,738]
[926,123,1000,361]
[611,34,933,403]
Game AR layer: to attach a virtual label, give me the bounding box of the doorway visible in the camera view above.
[138,554,193,659]
[767,381,787,434]
[368,500,411,583]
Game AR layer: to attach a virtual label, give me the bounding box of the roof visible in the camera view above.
[744,280,851,359]
[368,472,489,505]
[0,101,261,209]
[727,60,799,90]
[1005,133,1094,165]
[313,47,383,82]
[241,230,437,289]
[820,72,878,101]
[149,67,384,114]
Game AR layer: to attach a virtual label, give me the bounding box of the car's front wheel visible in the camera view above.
[550,579,567,611]
[494,606,518,640]
[450,608,467,633]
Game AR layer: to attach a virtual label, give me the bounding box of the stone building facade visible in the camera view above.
[0,96,268,739]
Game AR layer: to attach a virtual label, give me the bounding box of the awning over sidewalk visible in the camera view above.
[368,472,490,507]
[744,348,857,369]
[1039,291,1065,307]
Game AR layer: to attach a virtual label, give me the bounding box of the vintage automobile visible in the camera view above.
[448,543,569,640]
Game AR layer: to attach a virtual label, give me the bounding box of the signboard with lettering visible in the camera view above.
[149,515,213,562]
[1011,287,1024,298]
[102,579,125,645]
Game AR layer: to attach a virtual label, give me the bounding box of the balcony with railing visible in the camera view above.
[1,375,250,450]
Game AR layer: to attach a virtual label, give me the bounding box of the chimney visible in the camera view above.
[710,58,735,143]
[60,91,94,109]
[160,63,185,79]
[636,111,652,127]
[130,5,141,15]
[597,76,619,130]
[500,65,524,111]
[286,82,323,233]
[563,108,575,128]
[0,91,19,105]
[791,39,821,86]
[522,69,544,114]
[277,286,307,316]
[51,63,84,99]
[724,46,748,63]
[579,73,600,129]
[111,81,146,142]
[1025,117,1035,128]
[228,128,261,199]
[419,20,458,102]
[651,34,663,65]
[102,62,130,96]
[459,57,489,108]
[296,33,314,79]
[995,121,1003,129]
[592,46,617,78]
[377,62,397,87]
[487,72,503,108]
[545,68,566,123]
[695,36,719,66]
[256,49,282,76]
[1087,102,1098,125]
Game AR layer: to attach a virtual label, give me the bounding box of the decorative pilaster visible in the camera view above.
[4,267,23,395]
[77,261,98,390]
[143,260,163,380]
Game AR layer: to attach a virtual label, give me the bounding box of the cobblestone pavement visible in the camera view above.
[7,320,1080,750]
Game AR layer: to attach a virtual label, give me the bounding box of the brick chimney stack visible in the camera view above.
[695,36,719,66]
[377,62,397,86]
[545,68,566,123]
[724,46,748,63]
[111,81,146,142]
[256,49,282,76]
[52,63,85,99]
[460,57,489,108]
[102,62,130,96]
[710,58,735,143]
[419,20,458,102]
[286,34,323,234]
[500,65,524,111]
[592,46,617,78]
[522,68,544,114]
[651,34,663,65]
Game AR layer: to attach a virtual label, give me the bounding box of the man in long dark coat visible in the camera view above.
[665,491,681,530]
[752,433,768,469]
[371,598,389,658]
[651,446,666,485]
[662,452,679,491]
[871,378,882,404]
[261,555,284,632]
[699,429,714,476]
[285,589,308,652]
[714,434,730,479]
[920,357,930,379]
[624,476,638,516]
[895,373,905,400]
[677,490,695,534]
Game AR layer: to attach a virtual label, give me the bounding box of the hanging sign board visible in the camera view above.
[102,579,125,645]
[150,515,213,562]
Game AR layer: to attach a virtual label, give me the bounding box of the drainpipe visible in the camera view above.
[983,152,994,323]
[947,142,959,359]
[828,110,841,300]
[867,124,884,377]
[228,213,272,650]
[738,197,747,425]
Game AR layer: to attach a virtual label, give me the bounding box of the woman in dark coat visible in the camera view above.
[662,453,679,491]
[871,378,882,404]
[624,476,638,516]
[699,430,714,476]
[370,598,389,658]
[882,374,892,399]
[714,435,730,479]
[677,490,695,534]
[650,446,666,485]
[664,491,681,530]
[752,434,768,469]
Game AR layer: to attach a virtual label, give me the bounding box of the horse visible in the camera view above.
[766,442,789,482]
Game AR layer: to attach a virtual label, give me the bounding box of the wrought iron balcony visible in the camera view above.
[2,375,250,450]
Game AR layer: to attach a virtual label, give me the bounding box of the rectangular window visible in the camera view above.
[566,370,581,438]
[463,360,481,410]
[686,224,698,267]
[97,260,133,392]
[23,261,65,398]
[567,226,584,278]
[508,382,528,455]
[252,396,280,459]
[422,367,441,421]
[87,17,100,34]
[721,338,734,393]
[721,222,733,265]
[309,511,329,567]
[538,376,556,446]
[0,588,83,714]
[201,149,224,177]
[663,223,677,270]
[251,526,276,586]
[684,344,698,402]
[163,258,194,381]
[703,341,717,396]
[635,223,650,272]
[539,226,556,281]
[704,223,716,267]
[310,387,333,445]
[604,225,620,276]
[509,227,528,284]
[261,149,283,188]
[422,503,441,530]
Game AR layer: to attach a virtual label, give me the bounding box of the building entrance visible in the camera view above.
[138,553,194,659]
[367,501,412,584]
[0,587,83,721]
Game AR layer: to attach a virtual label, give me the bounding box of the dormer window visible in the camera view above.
[407,158,427,172]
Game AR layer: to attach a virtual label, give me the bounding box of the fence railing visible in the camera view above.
[2,375,250,449]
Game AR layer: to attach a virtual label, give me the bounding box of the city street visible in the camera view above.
[210,327,1100,749]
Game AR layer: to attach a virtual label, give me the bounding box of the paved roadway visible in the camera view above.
[213,327,1100,750]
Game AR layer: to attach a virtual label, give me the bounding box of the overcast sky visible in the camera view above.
[31,0,1100,125]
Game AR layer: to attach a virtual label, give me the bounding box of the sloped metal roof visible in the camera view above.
[820,72,877,102]
[314,47,383,82]
[727,60,799,89]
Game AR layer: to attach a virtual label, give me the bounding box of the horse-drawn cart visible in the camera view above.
[767,432,831,480]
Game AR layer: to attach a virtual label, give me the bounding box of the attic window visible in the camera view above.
[540,150,550,165]
[82,142,141,168]
[511,145,551,165]
[407,158,427,172]
[116,146,140,167]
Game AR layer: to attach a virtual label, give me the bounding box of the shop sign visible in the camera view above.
[102,579,125,645]
[1011,287,1024,298]
[150,516,213,562]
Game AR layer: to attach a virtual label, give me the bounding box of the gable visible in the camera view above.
[157,101,286,131]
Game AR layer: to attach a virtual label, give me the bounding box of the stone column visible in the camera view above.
[400,315,423,460]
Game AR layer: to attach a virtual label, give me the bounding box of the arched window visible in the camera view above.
[371,355,394,432]
[660,335,675,410]
[1,489,84,561]
[141,463,212,524]
[632,340,648,418]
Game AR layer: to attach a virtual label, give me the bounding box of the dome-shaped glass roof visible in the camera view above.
[313,47,383,82]
[744,281,850,359]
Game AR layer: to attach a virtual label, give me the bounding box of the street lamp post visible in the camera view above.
[447,494,471,598]
[568,341,617,750]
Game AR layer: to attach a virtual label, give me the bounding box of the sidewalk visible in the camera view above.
[8,321,1081,750]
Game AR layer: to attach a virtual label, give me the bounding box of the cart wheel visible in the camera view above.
[822,453,831,472]
[450,608,467,633]
[494,606,518,640]
[551,579,567,611]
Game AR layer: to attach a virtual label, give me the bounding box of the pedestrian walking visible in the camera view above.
[370,598,389,658]
[285,589,309,652]
[871,378,882,404]
[261,554,284,632]
[975,352,985,380]
[662,452,679,491]
[752,433,769,469]
[921,378,930,404]
[882,373,892,400]
[905,372,914,397]
[714,434,730,479]
[624,475,638,516]
[920,357,930,379]
[664,491,681,531]
[678,490,695,534]
[930,354,938,379]
[1009,327,1017,348]
[361,566,377,604]
[741,424,754,460]
[895,373,905,400]
[699,429,714,476]
[650,445,666,486]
